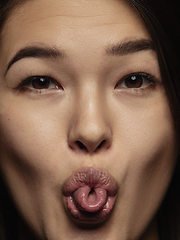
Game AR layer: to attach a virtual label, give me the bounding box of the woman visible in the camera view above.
[0,0,180,239]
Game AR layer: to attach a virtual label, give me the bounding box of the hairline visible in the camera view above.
[0,0,32,42]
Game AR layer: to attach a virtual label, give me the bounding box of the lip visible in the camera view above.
[62,167,118,224]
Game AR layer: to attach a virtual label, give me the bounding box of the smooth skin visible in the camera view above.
[0,0,178,239]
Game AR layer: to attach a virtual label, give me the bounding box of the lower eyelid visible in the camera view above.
[115,81,156,95]
[18,85,62,95]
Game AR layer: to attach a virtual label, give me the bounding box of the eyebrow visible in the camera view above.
[106,39,155,55]
[5,39,155,75]
[5,45,64,74]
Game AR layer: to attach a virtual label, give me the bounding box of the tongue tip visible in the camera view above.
[73,186,107,212]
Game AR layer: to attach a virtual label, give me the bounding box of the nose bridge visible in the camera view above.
[68,83,112,153]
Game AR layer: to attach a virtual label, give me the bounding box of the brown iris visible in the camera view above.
[31,76,52,89]
[124,75,144,88]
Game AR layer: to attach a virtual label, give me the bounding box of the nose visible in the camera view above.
[68,90,112,154]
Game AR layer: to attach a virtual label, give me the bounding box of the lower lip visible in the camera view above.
[63,167,118,224]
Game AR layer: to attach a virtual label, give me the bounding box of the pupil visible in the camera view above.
[32,77,50,89]
[129,76,138,85]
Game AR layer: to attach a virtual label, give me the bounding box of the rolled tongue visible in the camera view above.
[73,186,107,212]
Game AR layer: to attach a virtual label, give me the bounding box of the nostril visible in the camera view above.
[96,140,105,151]
[76,141,88,151]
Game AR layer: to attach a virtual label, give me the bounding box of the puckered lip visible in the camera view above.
[62,167,118,224]
[62,167,118,197]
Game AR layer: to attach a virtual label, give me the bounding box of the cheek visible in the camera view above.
[0,100,70,229]
[113,92,177,188]
[111,94,178,236]
[0,96,70,190]
[113,92,176,159]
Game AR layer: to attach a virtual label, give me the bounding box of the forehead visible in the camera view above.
[1,0,151,64]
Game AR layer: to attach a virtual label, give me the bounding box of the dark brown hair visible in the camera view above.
[0,0,180,239]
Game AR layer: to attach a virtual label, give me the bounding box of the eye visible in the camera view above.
[26,76,60,90]
[18,76,63,92]
[116,73,155,89]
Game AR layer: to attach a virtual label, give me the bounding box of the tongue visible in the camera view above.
[73,186,107,212]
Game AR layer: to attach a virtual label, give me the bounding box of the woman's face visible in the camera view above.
[0,0,178,239]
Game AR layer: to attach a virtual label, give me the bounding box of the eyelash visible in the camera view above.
[17,72,158,94]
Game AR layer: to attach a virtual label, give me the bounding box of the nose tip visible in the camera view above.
[68,87,112,154]
[68,121,112,154]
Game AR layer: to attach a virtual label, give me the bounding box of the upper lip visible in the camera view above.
[62,167,118,196]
